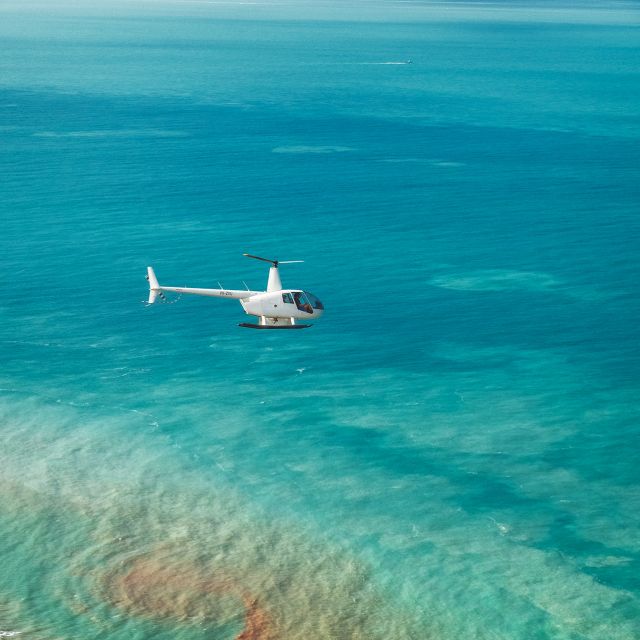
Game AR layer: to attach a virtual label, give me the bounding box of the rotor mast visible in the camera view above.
[267,264,282,292]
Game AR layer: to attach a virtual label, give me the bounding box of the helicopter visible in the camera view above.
[146,253,324,329]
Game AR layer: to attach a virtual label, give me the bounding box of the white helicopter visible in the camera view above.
[146,253,324,329]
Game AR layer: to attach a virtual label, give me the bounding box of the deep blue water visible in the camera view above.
[1,2,639,639]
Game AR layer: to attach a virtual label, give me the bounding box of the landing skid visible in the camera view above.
[239,323,311,330]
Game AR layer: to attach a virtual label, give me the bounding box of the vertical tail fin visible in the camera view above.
[146,266,160,304]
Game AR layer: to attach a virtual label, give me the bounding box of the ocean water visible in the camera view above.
[1,1,640,638]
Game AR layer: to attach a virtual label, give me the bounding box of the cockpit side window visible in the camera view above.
[282,293,294,304]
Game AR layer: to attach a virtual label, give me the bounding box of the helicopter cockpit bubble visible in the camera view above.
[304,291,324,310]
[293,291,324,314]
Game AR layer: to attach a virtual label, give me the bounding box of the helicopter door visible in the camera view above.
[293,291,313,314]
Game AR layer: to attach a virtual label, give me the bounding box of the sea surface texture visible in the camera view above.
[1,1,639,638]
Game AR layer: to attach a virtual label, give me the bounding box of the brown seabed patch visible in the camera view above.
[237,596,274,640]
[102,553,278,639]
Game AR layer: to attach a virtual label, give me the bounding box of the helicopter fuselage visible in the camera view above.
[241,290,324,321]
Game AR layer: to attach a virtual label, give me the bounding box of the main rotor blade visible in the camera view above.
[278,260,304,264]
[243,253,277,266]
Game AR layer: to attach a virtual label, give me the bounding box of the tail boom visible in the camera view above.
[146,266,257,303]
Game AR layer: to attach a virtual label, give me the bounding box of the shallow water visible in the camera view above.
[1,1,639,638]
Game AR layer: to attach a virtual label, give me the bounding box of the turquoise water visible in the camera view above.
[1,1,640,638]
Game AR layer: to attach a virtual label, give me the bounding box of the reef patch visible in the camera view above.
[103,552,276,639]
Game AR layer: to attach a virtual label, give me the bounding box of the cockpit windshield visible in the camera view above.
[304,291,324,310]
[293,291,324,314]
